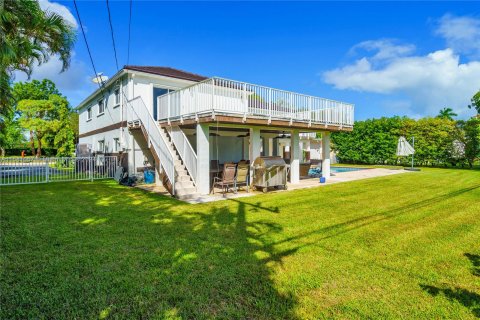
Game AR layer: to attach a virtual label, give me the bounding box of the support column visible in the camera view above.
[249,127,261,180]
[196,123,210,194]
[290,129,300,184]
[268,138,274,156]
[322,132,331,178]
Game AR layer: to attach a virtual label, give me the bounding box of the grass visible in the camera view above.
[1,169,479,319]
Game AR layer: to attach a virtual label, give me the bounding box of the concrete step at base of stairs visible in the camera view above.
[175,187,197,196]
[176,193,201,201]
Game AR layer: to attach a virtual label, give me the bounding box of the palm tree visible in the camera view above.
[437,107,458,120]
[0,0,75,116]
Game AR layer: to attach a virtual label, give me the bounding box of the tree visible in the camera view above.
[469,91,480,115]
[50,95,76,157]
[437,107,457,120]
[17,96,62,157]
[463,117,480,168]
[0,111,25,156]
[0,0,75,116]
[331,117,405,165]
[12,80,62,154]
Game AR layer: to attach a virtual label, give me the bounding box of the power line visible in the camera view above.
[127,0,132,65]
[72,0,106,97]
[105,0,119,70]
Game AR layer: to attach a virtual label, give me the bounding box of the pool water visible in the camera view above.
[331,167,368,173]
[308,166,367,176]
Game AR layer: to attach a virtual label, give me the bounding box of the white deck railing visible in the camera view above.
[166,126,197,184]
[158,77,354,127]
[126,97,176,193]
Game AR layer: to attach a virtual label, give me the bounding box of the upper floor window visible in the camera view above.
[98,99,105,115]
[87,107,92,120]
[114,88,120,107]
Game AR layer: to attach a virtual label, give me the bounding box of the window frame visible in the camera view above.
[87,107,92,121]
[114,88,120,108]
[98,99,105,116]
[113,138,120,152]
[97,140,105,153]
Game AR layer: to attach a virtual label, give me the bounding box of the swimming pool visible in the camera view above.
[308,166,368,176]
[331,166,368,173]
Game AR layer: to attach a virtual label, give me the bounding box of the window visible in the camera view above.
[114,88,120,107]
[113,138,120,152]
[98,99,105,115]
[87,107,92,120]
[98,140,105,153]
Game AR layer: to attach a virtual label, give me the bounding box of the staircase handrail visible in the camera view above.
[126,96,176,193]
[166,126,197,184]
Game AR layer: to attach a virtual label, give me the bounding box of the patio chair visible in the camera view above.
[212,162,236,195]
[234,163,249,193]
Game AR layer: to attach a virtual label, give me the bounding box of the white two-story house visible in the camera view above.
[77,66,354,199]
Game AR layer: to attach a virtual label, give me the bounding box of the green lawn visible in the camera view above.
[1,169,479,319]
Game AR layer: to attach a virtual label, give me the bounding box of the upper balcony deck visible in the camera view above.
[157,77,354,131]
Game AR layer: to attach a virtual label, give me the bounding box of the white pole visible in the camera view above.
[411,136,415,169]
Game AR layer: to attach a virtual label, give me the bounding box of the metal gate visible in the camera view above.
[0,156,118,186]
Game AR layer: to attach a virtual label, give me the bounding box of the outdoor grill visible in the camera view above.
[252,156,288,192]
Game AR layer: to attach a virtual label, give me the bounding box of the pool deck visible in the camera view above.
[136,168,412,204]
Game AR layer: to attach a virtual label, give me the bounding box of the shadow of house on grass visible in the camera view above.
[420,285,480,318]
[420,253,480,319]
[1,181,296,319]
[465,253,480,277]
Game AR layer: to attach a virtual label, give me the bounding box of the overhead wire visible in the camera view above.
[127,0,133,65]
[105,0,119,70]
[72,0,107,98]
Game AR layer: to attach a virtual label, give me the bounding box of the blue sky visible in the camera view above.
[15,1,480,120]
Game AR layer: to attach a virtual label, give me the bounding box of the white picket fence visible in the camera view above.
[0,156,118,186]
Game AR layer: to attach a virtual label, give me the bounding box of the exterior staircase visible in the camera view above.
[159,127,199,200]
[125,97,198,200]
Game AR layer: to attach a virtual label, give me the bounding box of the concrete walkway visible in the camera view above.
[136,168,411,204]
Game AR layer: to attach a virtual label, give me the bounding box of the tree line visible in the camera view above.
[331,112,480,168]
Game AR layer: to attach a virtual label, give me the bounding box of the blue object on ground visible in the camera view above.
[320,176,326,183]
[144,170,155,184]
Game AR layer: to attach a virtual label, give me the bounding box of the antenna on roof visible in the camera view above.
[92,72,109,84]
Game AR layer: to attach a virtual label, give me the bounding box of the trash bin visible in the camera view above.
[319,176,326,184]
[144,170,155,184]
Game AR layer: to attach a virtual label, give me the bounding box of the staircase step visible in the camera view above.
[176,174,192,182]
[175,167,188,174]
[175,181,195,189]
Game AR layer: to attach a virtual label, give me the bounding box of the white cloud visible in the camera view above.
[14,52,96,107]
[38,0,78,29]
[436,14,480,58]
[322,14,480,118]
[349,39,416,62]
[323,48,480,118]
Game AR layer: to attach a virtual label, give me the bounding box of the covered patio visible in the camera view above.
[178,124,333,195]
